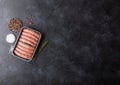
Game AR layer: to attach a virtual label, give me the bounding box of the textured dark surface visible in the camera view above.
[0,0,120,85]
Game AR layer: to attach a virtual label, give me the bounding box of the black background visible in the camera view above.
[0,0,120,85]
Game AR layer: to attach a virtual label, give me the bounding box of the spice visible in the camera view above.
[26,15,34,25]
[8,18,22,32]
[28,20,33,25]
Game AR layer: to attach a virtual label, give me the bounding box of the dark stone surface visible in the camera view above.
[0,0,120,85]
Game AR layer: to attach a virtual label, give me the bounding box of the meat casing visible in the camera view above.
[15,47,31,56]
[23,28,39,38]
[20,35,37,45]
[22,31,38,41]
[17,41,34,50]
[14,49,31,59]
[16,44,33,54]
[19,38,36,47]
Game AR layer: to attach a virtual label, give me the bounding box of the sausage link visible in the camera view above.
[19,38,36,47]
[15,47,31,56]
[23,28,39,38]
[14,50,31,60]
[20,35,37,44]
[17,41,34,50]
[22,31,38,41]
[17,44,33,54]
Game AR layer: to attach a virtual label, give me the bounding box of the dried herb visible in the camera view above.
[32,40,48,61]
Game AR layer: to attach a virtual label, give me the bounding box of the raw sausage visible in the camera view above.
[17,41,34,50]
[22,31,38,41]
[14,50,31,60]
[19,38,36,47]
[23,28,39,38]
[15,47,31,56]
[20,35,37,44]
[16,44,33,54]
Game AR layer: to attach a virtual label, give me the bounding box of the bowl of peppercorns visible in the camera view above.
[8,18,23,32]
